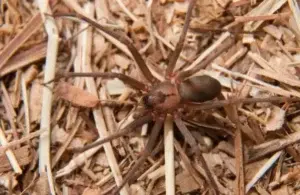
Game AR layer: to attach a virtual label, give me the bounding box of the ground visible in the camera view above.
[0,0,300,195]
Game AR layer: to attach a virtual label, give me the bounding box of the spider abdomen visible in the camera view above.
[178,75,221,102]
[143,81,181,112]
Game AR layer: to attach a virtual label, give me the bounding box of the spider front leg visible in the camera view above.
[165,0,196,78]
[185,96,300,110]
[174,116,220,194]
[177,34,235,82]
[52,71,148,91]
[112,116,165,195]
[56,13,158,84]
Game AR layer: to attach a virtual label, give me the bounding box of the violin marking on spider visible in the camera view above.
[142,81,181,112]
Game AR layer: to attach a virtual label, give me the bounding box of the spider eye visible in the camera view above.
[142,92,166,109]
[142,95,153,108]
[178,75,221,102]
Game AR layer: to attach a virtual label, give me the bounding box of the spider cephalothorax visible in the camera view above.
[142,81,181,112]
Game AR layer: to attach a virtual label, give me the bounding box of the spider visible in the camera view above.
[52,0,298,194]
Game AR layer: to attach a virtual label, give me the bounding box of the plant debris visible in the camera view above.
[1,0,300,194]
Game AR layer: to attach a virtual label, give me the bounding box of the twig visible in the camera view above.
[0,42,47,77]
[55,145,103,178]
[173,139,204,189]
[247,131,300,162]
[228,105,245,195]
[137,156,164,181]
[234,12,291,23]
[251,68,300,88]
[0,129,44,152]
[0,128,22,174]
[288,0,300,34]
[0,13,42,70]
[175,117,219,193]
[243,0,287,32]
[51,119,82,168]
[21,74,31,136]
[164,115,175,195]
[246,151,283,193]
[0,82,18,139]
[212,63,300,97]
[36,1,59,194]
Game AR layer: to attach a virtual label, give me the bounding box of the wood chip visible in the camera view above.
[176,171,199,193]
[82,188,102,195]
[29,82,43,123]
[0,146,31,173]
[264,106,286,132]
[106,78,126,95]
[263,25,283,40]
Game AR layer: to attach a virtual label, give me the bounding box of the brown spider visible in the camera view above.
[52,0,298,194]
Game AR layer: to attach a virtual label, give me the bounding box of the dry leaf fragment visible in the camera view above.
[280,26,296,43]
[82,188,101,195]
[106,78,126,95]
[264,106,286,132]
[176,171,199,193]
[0,13,43,70]
[263,24,283,39]
[51,125,68,144]
[68,138,85,150]
[95,152,109,167]
[270,184,289,195]
[131,19,145,32]
[130,184,145,195]
[202,153,224,177]
[278,167,300,185]
[113,54,131,70]
[0,145,31,172]
[24,65,39,85]
[55,81,100,108]
[32,173,49,195]
[174,1,189,15]
[255,184,270,195]
[0,42,47,77]
[195,0,229,24]
[0,174,17,189]
[129,137,144,153]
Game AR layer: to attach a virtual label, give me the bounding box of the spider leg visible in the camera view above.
[50,71,148,91]
[55,13,158,84]
[165,0,196,78]
[184,96,300,110]
[177,35,235,81]
[76,113,153,152]
[174,117,220,194]
[112,116,165,195]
